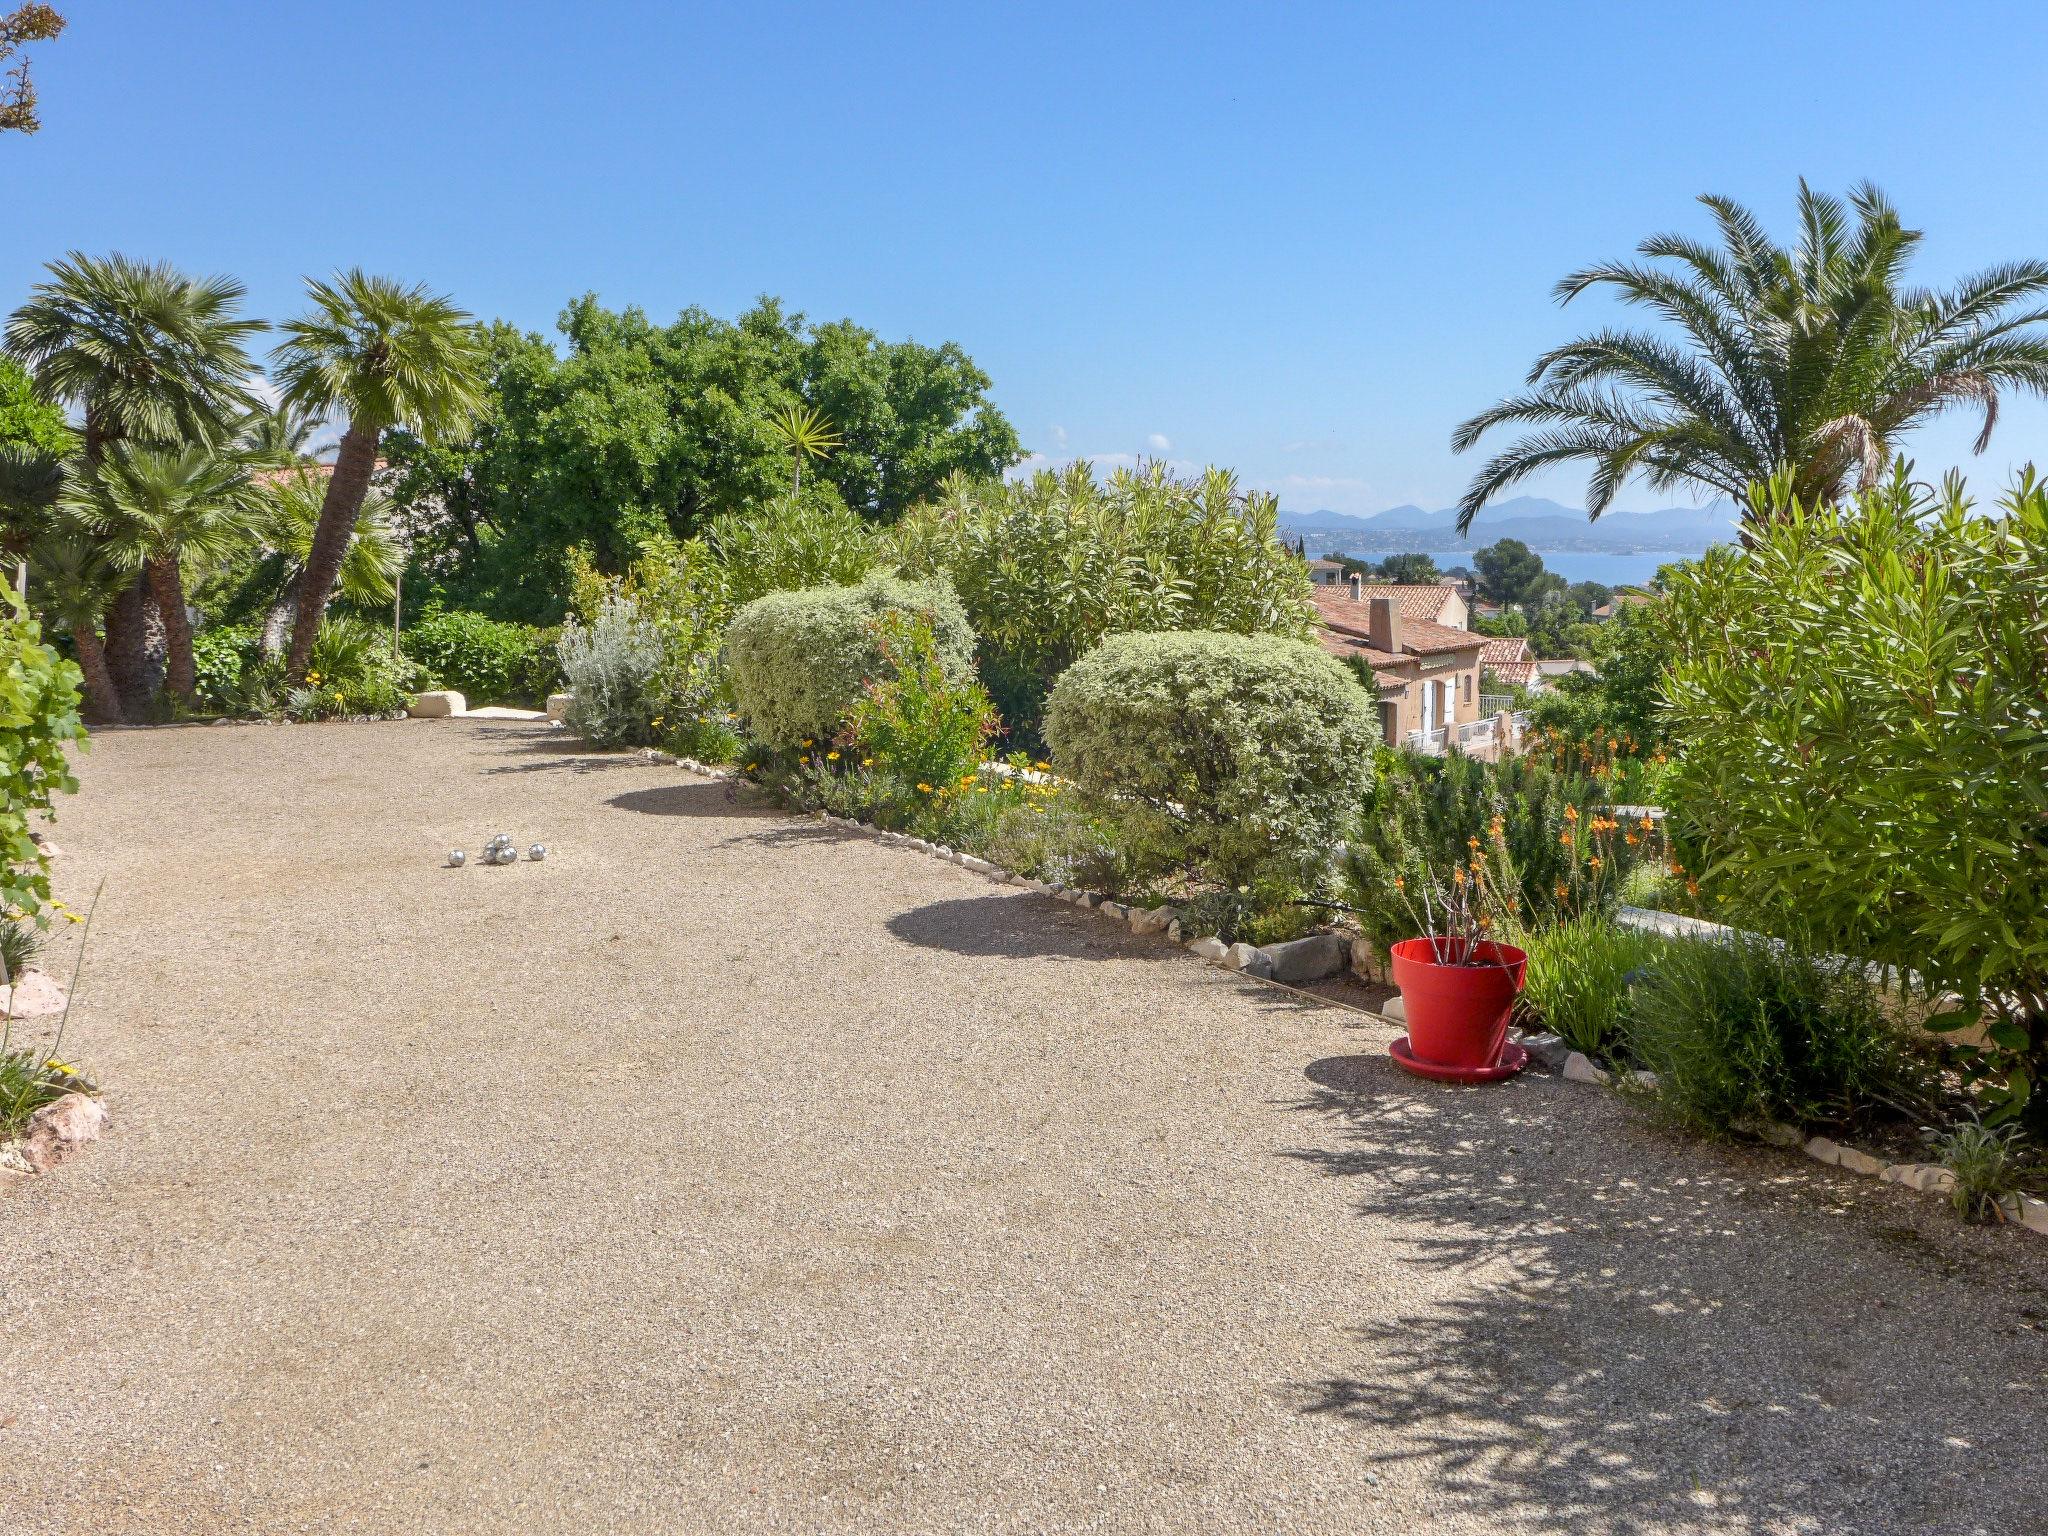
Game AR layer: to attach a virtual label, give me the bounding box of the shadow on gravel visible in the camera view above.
[1277,1064,2048,1536]
[606,782,764,817]
[888,893,1176,963]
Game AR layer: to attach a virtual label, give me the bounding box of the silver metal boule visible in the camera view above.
[528,843,547,861]
[447,849,466,867]
[495,845,518,865]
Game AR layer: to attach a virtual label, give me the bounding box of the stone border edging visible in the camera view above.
[649,749,2048,1243]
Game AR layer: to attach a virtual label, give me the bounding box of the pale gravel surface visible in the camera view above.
[3,719,2046,1535]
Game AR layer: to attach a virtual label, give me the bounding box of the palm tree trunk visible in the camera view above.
[286,422,378,679]
[147,554,196,701]
[103,572,155,720]
[69,618,123,725]
[260,575,299,659]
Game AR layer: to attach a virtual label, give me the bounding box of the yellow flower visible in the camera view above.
[826,751,840,761]
[64,912,82,924]
[916,782,933,793]
[45,1058,75,1076]
[860,758,873,768]
[801,739,814,748]
[745,762,759,771]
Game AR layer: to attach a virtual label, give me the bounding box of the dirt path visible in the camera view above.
[5,720,2045,1535]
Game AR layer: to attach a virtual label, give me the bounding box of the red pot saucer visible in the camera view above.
[1389,1037,1528,1084]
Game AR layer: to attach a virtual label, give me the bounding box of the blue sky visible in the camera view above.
[10,2,2048,516]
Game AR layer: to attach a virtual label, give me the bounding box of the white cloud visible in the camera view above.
[1146,432,1172,452]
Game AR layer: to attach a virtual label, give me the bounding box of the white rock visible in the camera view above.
[1098,901,1129,921]
[1629,1069,1660,1090]
[1562,1052,1609,1085]
[1382,994,1407,1025]
[407,690,466,718]
[545,692,572,721]
[0,969,67,1018]
[1804,1136,1845,1167]
[18,1092,106,1173]
[2018,1194,2048,1237]
[1881,1162,1958,1195]
[1349,935,1381,981]
[1165,919,1182,943]
[959,855,996,875]
[1221,942,1274,978]
[1129,906,1175,936]
[1187,936,1228,961]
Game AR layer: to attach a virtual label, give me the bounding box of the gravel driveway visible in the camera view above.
[5,719,2045,1535]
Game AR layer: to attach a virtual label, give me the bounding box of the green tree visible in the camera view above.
[379,298,1020,621]
[0,4,63,135]
[245,468,400,656]
[1472,537,1547,605]
[70,444,253,701]
[1375,551,1441,584]
[0,356,71,563]
[271,269,483,677]
[764,401,841,501]
[26,520,124,721]
[1453,181,2048,533]
[5,252,261,715]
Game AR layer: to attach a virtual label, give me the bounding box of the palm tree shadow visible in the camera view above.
[1278,1067,2048,1535]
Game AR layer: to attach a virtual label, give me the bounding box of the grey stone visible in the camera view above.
[1349,935,1382,981]
[1804,1136,1846,1167]
[2018,1195,2048,1237]
[1757,1121,1805,1149]
[1518,1031,1571,1072]
[1098,901,1129,921]
[545,692,572,721]
[1165,920,1182,943]
[1187,936,1228,961]
[1562,1052,1609,1086]
[1259,933,1348,985]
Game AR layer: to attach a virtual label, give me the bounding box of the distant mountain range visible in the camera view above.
[1277,495,1741,555]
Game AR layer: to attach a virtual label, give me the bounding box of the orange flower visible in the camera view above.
[1686,879,1701,897]
[1563,804,1579,822]
[1588,856,1602,870]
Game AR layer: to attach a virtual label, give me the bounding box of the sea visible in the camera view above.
[1405,549,1704,588]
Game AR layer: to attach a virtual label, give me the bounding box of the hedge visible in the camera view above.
[1042,629,1377,890]
[724,575,973,749]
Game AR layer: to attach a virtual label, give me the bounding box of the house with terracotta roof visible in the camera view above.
[1312,582,1487,750]
[1478,634,1540,692]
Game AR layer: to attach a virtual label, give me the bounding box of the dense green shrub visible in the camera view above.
[558,595,663,747]
[0,589,84,922]
[404,609,561,705]
[724,574,972,750]
[1343,750,1670,955]
[892,462,1316,738]
[1663,470,2048,1125]
[847,611,997,794]
[192,625,260,714]
[1043,630,1376,891]
[1520,916,1669,1059]
[284,617,415,720]
[702,494,879,612]
[1626,934,1915,1134]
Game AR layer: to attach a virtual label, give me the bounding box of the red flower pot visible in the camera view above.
[1389,937,1528,1070]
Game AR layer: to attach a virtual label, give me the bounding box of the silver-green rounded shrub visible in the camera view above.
[724,574,974,749]
[1043,630,1378,889]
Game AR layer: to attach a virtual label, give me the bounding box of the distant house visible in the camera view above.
[1478,635,1540,692]
[1591,590,1654,621]
[1312,586,1487,750]
[1306,558,1349,588]
[1536,657,1597,681]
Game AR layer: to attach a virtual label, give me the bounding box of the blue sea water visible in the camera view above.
[1413,549,1713,588]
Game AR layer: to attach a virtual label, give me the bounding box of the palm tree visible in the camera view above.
[70,445,253,701]
[237,399,330,469]
[270,269,481,677]
[765,401,842,500]
[248,468,398,656]
[4,251,261,712]
[26,522,126,723]
[1451,182,2048,533]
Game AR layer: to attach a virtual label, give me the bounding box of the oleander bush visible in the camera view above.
[1043,630,1376,892]
[1663,469,2048,1126]
[892,462,1316,740]
[1625,933,1918,1134]
[558,595,663,747]
[404,609,561,705]
[846,611,998,795]
[724,574,972,750]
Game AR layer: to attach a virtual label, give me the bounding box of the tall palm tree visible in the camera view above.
[1451,182,2048,533]
[237,399,330,469]
[26,522,126,723]
[248,467,398,656]
[4,251,261,713]
[270,269,481,677]
[70,445,253,701]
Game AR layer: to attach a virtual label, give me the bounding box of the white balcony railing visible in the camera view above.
[1404,712,1529,759]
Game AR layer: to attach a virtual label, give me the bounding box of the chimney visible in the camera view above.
[1347,572,1363,602]
[1368,595,1402,654]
